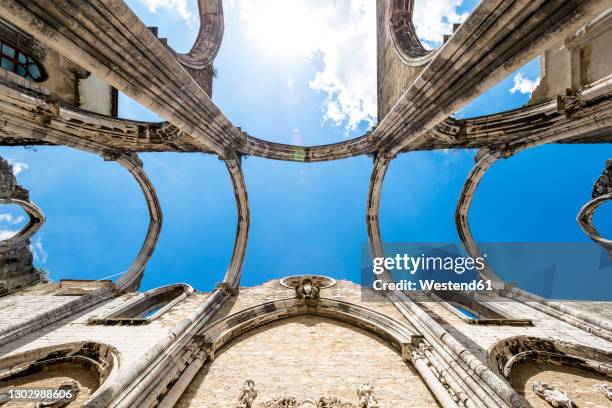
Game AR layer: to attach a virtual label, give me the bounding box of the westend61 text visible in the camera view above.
[372,279,493,291]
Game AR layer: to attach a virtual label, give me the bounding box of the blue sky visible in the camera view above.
[0,0,610,299]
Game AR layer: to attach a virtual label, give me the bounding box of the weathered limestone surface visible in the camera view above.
[0,291,210,390]
[177,315,439,408]
[0,156,45,294]
[532,8,612,103]
[554,301,612,322]
[376,0,423,120]
[511,362,611,407]
[0,294,75,333]
[1,361,99,407]
[417,296,612,363]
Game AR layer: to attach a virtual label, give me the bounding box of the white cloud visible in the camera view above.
[0,213,25,224]
[233,1,474,135]
[291,128,304,145]
[510,72,540,95]
[0,229,17,240]
[6,159,28,176]
[30,236,48,264]
[139,0,195,25]
[237,0,377,135]
[413,0,471,49]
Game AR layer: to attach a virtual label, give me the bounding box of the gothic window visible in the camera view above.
[88,284,193,325]
[0,40,46,82]
[432,290,532,326]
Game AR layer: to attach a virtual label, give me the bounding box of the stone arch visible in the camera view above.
[179,299,440,407]
[0,341,120,406]
[0,198,44,246]
[488,336,612,407]
[577,193,612,250]
[173,0,224,70]
[389,0,437,66]
[202,298,419,359]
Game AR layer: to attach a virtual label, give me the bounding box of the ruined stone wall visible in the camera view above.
[510,361,610,407]
[177,315,439,408]
[0,157,45,294]
[1,277,611,406]
[531,9,612,104]
[39,48,88,106]
[376,0,424,120]
[0,17,116,112]
[415,295,612,363]
[1,361,99,407]
[0,286,211,398]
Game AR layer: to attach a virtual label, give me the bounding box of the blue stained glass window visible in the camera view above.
[0,40,46,82]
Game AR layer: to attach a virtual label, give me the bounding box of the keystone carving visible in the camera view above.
[237,380,258,408]
[597,383,612,401]
[295,277,320,300]
[532,382,575,408]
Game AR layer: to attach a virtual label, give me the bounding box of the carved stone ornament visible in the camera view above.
[258,396,356,408]
[295,277,320,300]
[237,380,258,408]
[532,382,575,408]
[597,383,612,401]
[248,383,378,408]
[35,380,79,407]
[357,383,379,408]
[258,396,298,408]
[317,396,355,407]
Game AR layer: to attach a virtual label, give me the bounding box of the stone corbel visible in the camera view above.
[557,88,587,117]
